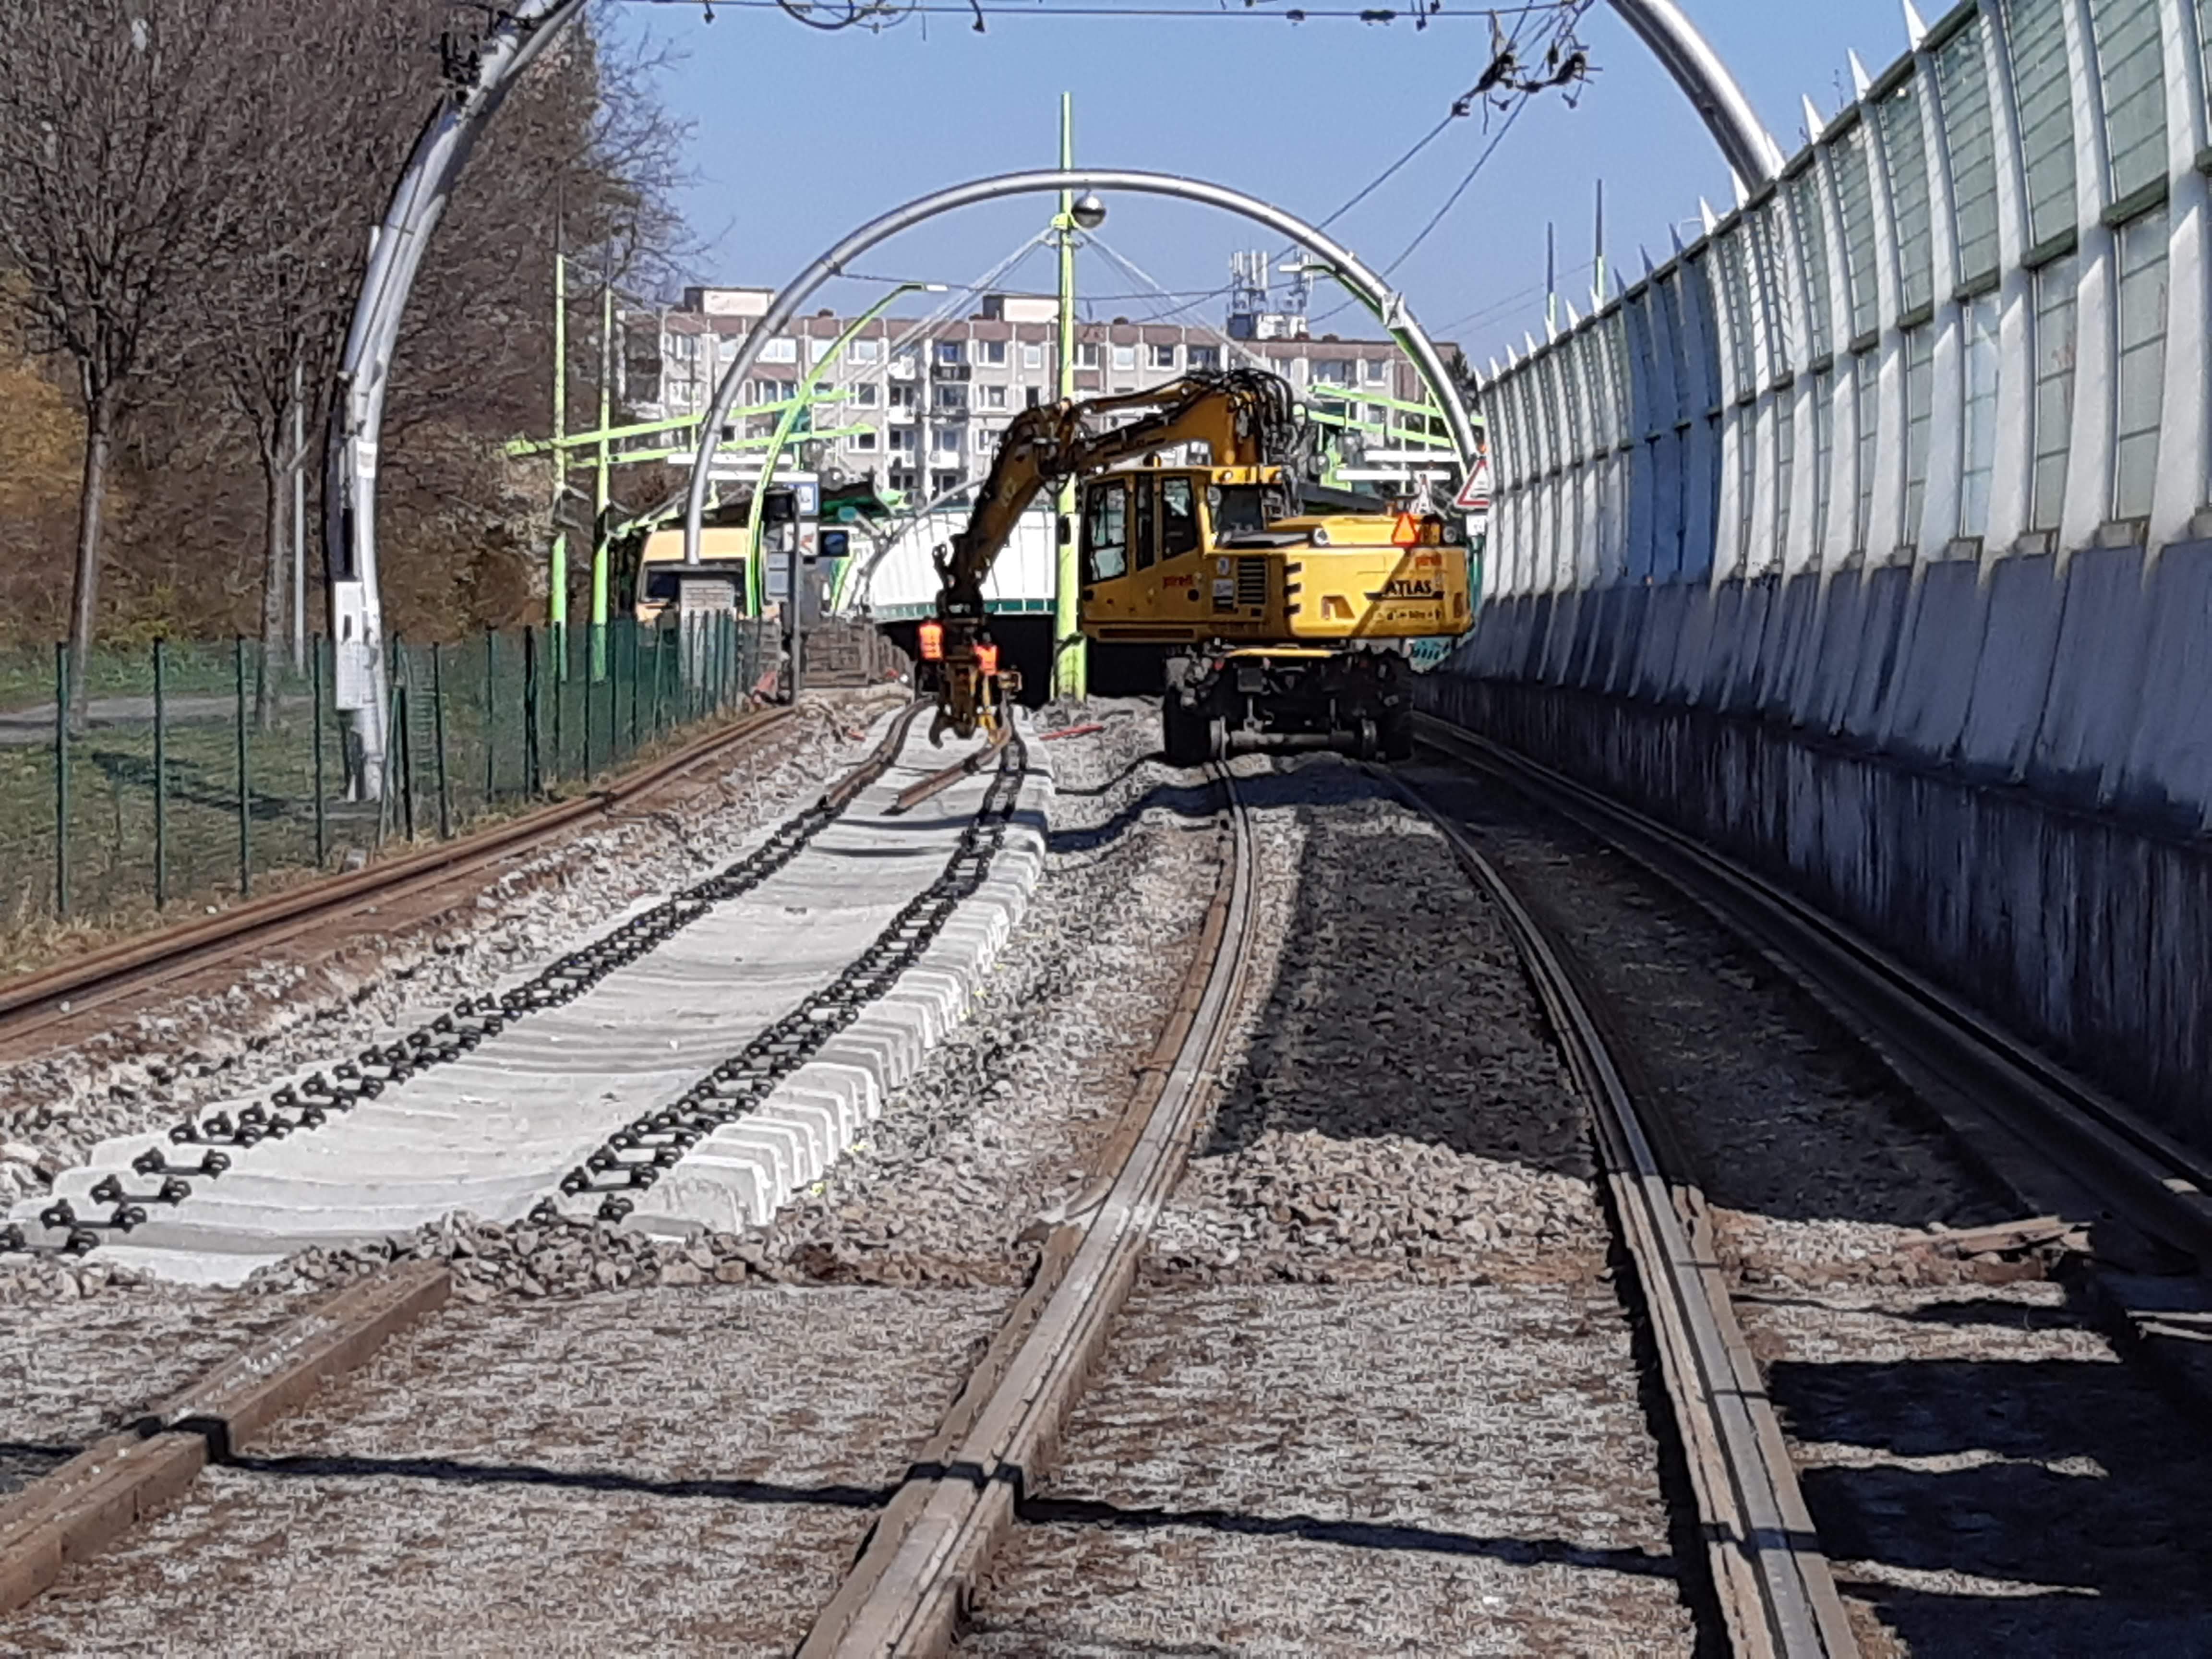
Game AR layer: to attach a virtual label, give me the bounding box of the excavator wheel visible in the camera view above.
[1352,717,1380,762]
[1160,695,1207,768]
[1381,704,1416,763]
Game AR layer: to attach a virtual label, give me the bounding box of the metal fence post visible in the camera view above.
[53,642,68,918]
[524,625,544,797]
[153,639,169,908]
[432,641,452,839]
[582,626,596,779]
[551,623,566,784]
[234,637,251,897]
[625,621,640,757]
[312,637,327,869]
[483,629,498,807]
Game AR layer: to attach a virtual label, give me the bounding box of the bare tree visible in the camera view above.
[0,0,262,724]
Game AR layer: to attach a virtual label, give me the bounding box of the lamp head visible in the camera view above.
[1070,194,1106,231]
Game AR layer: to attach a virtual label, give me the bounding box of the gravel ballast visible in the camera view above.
[967,753,1699,1655]
[0,1286,1006,1657]
[1406,756,2212,1656]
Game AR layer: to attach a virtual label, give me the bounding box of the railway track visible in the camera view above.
[7,709,2209,1653]
[0,704,804,1052]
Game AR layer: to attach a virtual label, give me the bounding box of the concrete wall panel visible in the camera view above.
[1881,560,1991,765]
[2026,544,2150,806]
[1957,553,2065,781]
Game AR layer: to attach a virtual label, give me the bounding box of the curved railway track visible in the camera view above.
[1410,714,2212,1276]
[0,704,815,1052]
[11,709,2204,1653]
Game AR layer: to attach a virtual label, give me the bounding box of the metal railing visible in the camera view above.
[0,615,770,946]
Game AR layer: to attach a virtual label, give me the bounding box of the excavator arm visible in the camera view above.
[927,369,1300,740]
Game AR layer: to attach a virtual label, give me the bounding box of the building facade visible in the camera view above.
[625,286,1446,501]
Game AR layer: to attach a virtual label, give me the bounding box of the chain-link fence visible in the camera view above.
[0,616,773,945]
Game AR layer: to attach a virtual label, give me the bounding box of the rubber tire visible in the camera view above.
[1381,705,1416,763]
[1205,716,1230,763]
[1352,716,1380,762]
[1161,695,1206,767]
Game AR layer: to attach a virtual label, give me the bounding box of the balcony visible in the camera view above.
[889,359,918,381]
[931,362,973,382]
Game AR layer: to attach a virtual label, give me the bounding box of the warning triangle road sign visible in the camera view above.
[1453,454,1491,516]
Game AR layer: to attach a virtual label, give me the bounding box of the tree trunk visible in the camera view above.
[255,415,289,730]
[66,392,114,735]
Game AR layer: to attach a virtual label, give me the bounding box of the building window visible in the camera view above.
[1025,385,1042,408]
[1879,83,1934,317]
[889,427,917,453]
[2092,0,2167,202]
[933,426,962,455]
[2030,252,2077,530]
[933,384,967,409]
[851,338,881,363]
[974,428,994,452]
[760,337,797,363]
[1902,324,1934,543]
[1958,294,2000,539]
[978,339,1007,364]
[1361,356,1388,384]
[935,340,965,365]
[851,382,879,407]
[1148,343,1177,370]
[853,428,878,452]
[931,470,962,494]
[1189,345,1220,372]
[980,384,1005,409]
[2112,206,2169,520]
[1834,126,1881,343]
[1937,19,1999,287]
[1112,344,1137,371]
[1022,343,1044,370]
[1853,356,1879,551]
[1077,343,1100,368]
[1312,358,1353,388]
[2007,0,2077,251]
[889,383,915,409]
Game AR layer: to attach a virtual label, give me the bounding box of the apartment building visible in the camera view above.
[625,286,1447,500]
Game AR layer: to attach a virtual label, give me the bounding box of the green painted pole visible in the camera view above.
[234,637,251,896]
[551,624,565,781]
[582,629,596,777]
[153,639,169,907]
[53,643,68,917]
[432,642,452,839]
[312,637,327,869]
[1053,92,1087,700]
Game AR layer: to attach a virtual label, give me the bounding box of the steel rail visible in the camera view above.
[799,760,1256,1658]
[1384,769,1855,1658]
[0,707,811,1050]
[5,702,928,1258]
[1413,715,2212,1271]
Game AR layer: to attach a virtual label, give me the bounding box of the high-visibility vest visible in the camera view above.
[975,642,1000,677]
[918,620,944,661]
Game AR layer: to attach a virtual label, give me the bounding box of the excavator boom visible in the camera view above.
[929,369,1301,739]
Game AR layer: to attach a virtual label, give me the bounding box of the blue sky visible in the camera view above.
[606,0,1911,365]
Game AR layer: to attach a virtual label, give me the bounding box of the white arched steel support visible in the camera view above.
[1606,0,1787,188]
[325,0,590,796]
[684,169,1481,570]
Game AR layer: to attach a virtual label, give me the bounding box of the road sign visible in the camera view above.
[1454,454,1492,515]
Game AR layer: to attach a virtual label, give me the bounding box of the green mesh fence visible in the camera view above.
[0,615,777,947]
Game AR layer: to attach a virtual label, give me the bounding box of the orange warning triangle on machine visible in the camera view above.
[1391,512,1421,548]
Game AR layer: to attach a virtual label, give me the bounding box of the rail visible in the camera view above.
[1413,714,2212,1274]
[799,757,1256,1657]
[1387,768,1856,1659]
[0,704,803,1051]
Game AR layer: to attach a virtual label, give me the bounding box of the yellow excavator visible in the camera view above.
[925,367,1470,763]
